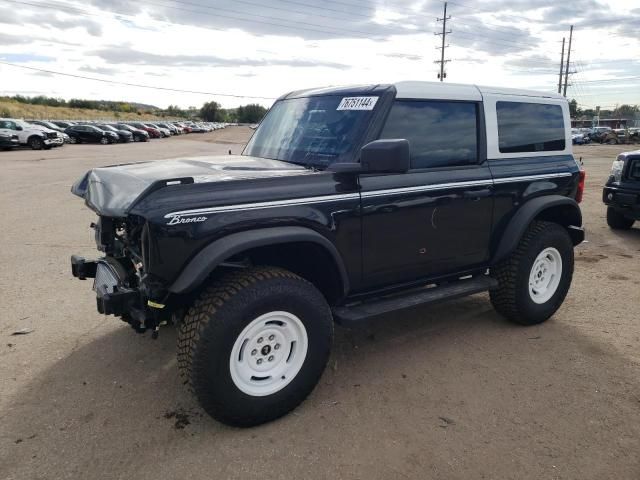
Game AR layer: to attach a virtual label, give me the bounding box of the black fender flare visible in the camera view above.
[492,195,584,264]
[169,226,350,295]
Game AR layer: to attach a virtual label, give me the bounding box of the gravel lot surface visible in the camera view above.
[1,131,639,480]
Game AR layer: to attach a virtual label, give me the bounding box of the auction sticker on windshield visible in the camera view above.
[337,96,378,111]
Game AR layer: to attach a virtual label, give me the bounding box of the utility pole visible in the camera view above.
[563,25,574,97]
[557,37,565,94]
[434,2,451,81]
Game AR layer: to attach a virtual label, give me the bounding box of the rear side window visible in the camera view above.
[496,102,565,153]
[380,100,478,169]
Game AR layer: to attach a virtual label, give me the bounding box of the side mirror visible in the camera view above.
[15,125,23,131]
[360,139,410,173]
[328,139,410,174]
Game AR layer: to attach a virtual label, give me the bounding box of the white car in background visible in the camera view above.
[0,118,62,149]
[28,123,67,146]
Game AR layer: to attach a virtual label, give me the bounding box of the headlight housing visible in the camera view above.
[610,158,625,183]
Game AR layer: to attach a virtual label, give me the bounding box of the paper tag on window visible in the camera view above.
[337,96,378,111]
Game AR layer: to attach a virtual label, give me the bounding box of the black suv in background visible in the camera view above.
[603,149,640,229]
[96,124,133,143]
[65,125,119,144]
[70,82,585,427]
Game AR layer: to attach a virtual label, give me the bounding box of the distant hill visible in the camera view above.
[0,99,175,121]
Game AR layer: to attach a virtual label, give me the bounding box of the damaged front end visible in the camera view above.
[70,216,174,338]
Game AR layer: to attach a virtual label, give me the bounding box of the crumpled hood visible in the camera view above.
[71,155,309,217]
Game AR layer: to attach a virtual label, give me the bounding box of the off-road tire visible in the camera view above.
[490,221,574,325]
[606,206,635,230]
[177,266,333,427]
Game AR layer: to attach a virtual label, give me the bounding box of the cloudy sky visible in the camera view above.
[1,0,639,109]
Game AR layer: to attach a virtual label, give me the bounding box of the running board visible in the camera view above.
[332,276,498,325]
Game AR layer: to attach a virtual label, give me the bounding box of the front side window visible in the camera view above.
[496,101,565,153]
[244,95,378,168]
[0,120,16,129]
[379,100,478,169]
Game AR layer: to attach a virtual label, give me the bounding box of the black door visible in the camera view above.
[359,100,494,290]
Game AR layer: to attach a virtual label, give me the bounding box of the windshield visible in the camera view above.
[243,95,378,167]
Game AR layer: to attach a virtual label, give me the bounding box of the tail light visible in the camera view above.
[575,169,586,203]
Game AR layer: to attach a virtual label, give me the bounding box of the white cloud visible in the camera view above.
[0,0,638,108]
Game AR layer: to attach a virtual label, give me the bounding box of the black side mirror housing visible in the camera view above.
[328,139,410,174]
[15,125,23,131]
[360,139,410,173]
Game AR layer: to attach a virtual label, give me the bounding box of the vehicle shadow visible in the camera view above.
[2,294,640,480]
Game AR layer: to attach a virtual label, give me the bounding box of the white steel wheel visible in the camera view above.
[229,311,308,397]
[528,247,562,304]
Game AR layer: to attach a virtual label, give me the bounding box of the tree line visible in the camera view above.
[1,94,269,123]
[569,99,639,121]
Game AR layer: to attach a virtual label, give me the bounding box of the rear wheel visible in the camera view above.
[607,206,635,229]
[177,266,333,427]
[490,221,574,325]
[100,137,109,145]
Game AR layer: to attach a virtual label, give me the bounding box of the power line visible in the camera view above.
[434,2,451,81]
[0,61,277,100]
[563,25,574,97]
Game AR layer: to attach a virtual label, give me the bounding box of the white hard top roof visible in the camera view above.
[394,81,565,102]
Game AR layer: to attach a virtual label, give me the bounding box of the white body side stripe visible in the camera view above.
[164,172,573,218]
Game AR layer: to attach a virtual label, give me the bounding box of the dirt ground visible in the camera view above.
[1,131,639,480]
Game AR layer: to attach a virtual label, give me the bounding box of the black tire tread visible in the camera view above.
[490,220,572,325]
[177,266,302,391]
[606,206,634,230]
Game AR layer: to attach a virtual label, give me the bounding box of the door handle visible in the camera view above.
[462,188,492,199]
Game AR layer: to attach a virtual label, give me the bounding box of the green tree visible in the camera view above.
[200,101,223,121]
[236,104,268,123]
[568,99,579,118]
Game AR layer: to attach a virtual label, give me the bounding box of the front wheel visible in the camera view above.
[607,206,635,229]
[177,267,333,427]
[100,137,109,145]
[28,137,43,150]
[490,221,574,325]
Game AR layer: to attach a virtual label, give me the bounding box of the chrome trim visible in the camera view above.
[492,172,572,184]
[165,172,574,218]
[360,179,493,198]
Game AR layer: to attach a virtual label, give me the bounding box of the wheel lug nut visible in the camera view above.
[268,334,275,341]
[257,359,263,365]
[268,355,274,362]
[251,349,257,356]
[274,344,280,350]
[257,337,263,344]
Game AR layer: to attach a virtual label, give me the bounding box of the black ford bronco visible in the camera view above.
[603,149,640,229]
[71,82,585,427]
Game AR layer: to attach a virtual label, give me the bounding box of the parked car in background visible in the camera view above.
[129,122,162,138]
[0,118,61,149]
[65,125,119,144]
[571,128,589,145]
[96,124,133,143]
[174,122,191,133]
[51,121,75,130]
[29,120,71,143]
[157,122,180,135]
[115,124,150,142]
[188,123,207,133]
[0,131,19,150]
[600,130,620,145]
[146,123,171,137]
[28,123,66,147]
[603,149,640,229]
